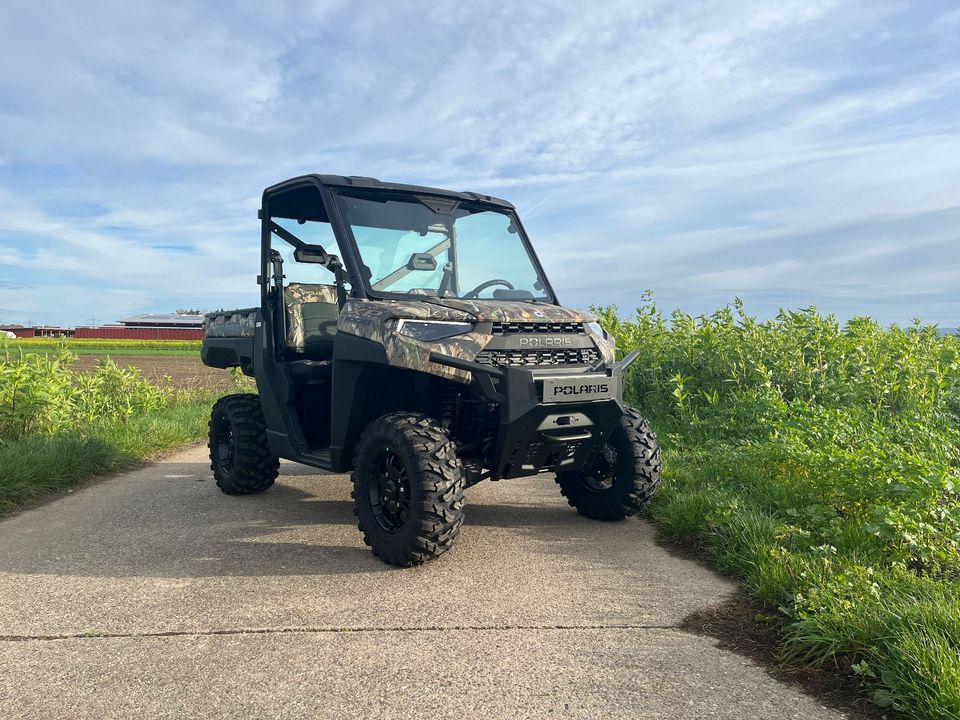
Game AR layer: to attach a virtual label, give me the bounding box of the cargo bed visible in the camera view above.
[202,308,258,373]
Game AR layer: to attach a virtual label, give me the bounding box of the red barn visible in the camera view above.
[2,325,77,338]
[75,313,205,340]
[1,325,37,338]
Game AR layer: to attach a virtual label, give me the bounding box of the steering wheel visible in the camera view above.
[462,279,514,299]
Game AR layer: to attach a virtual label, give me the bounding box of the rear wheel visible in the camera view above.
[556,406,661,520]
[352,412,465,567]
[208,394,279,495]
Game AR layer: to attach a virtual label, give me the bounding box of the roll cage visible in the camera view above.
[258,174,560,309]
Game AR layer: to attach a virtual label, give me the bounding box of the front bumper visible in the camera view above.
[429,351,639,480]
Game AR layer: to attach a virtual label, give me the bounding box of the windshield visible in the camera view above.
[335,191,552,301]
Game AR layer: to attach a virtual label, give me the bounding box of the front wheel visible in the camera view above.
[555,406,661,520]
[352,412,466,567]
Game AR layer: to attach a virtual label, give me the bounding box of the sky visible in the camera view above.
[0,0,958,328]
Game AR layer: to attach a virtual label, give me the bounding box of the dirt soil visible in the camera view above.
[71,354,234,390]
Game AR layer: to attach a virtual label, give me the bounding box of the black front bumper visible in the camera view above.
[429,352,638,480]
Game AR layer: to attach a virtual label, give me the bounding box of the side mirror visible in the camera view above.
[294,244,331,264]
[407,253,437,271]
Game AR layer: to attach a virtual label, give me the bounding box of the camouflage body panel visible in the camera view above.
[387,328,489,383]
[205,308,257,338]
[336,298,474,340]
[337,299,477,382]
[284,283,338,351]
[337,298,607,383]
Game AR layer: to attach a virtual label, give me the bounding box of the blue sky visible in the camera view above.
[0,1,958,327]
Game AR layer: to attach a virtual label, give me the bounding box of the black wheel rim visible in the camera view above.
[367,447,411,533]
[211,417,235,475]
[581,445,617,493]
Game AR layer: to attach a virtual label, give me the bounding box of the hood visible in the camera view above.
[337,297,612,385]
[417,298,593,323]
[338,297,594,328]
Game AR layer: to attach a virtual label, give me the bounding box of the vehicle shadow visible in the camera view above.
[0,461,670,580]
[0,463,719,586]
[0,463,392,579]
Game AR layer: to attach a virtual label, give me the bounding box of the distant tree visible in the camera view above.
[175,308,205,315]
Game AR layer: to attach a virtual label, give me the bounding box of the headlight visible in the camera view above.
[586,321,608,340]
[395,319,474,341]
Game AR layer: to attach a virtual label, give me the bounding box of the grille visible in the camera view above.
[475,347,601,367]
[491,321,585,335]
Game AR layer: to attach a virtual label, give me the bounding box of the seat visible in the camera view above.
[284,283,339,360]
[289,358,332,384]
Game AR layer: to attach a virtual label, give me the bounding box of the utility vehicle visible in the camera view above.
[202,174,661,566]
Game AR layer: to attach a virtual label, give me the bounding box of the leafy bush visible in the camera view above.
[0,345,170,443]
[0,395,218,514]
[599,296,960,719]
[0,341,249,512]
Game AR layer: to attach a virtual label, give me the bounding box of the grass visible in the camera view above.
[599,297,960,719]
[0,395,217,514]
[650,447,960,718]
[0,342,244,515]
[9,338,201,356]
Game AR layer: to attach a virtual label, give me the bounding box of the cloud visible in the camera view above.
[0,0,956,326]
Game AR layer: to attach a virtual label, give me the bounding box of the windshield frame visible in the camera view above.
[329,188,558,305]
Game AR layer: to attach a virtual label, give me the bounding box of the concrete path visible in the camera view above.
[0,446,850,719]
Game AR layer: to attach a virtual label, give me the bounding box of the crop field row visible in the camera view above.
[3,338,224,390]
[68,355,233,390]
[5,338,201,356]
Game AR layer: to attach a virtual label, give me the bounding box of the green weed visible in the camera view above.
[0,346,171,442]
[0,398,215,514]
[0,343,246,513]
[600,296,960,719]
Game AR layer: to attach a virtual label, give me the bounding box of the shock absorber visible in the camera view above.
[439,384,459,432]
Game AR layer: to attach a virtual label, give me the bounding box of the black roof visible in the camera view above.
[119,313,204,327]
[264,174,514,209]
